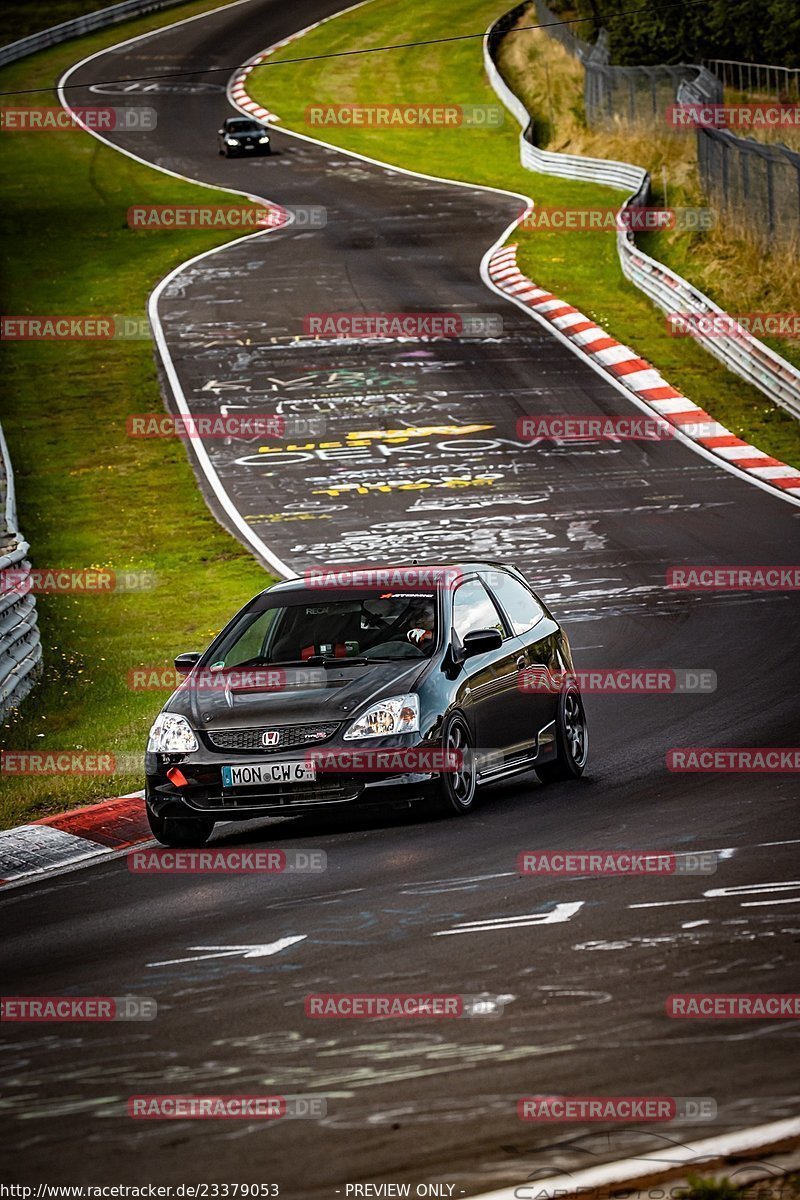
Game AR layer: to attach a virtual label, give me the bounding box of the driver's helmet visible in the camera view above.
[405,598,435,648]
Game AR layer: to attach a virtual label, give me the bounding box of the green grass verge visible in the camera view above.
[249,0,800,468]
[0,0,277,829]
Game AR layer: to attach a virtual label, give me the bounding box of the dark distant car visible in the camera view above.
[144,562,588,846]
[217,116,271,157]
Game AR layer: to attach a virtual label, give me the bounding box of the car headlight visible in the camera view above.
[226,137,240,145]
[259,135,270,143]
[147,712,198,754]
[343,694,419,740]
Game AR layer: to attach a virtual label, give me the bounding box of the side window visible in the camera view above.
[218,608,278,667]
[486,572,545,636]
[452,579,507,642]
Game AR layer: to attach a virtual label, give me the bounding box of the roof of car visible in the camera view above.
[260,562,520,596]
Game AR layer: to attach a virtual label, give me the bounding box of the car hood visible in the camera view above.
[166,658,430,731]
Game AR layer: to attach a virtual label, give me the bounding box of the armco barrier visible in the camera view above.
[0,0,190,68]
[484,7,800,420]
[0,426,42,719]
[485,4,649,194]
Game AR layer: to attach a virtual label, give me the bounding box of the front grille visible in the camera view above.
[192,782,360,809]
[206,723,340,753]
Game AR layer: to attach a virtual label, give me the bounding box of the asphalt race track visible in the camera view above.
[2,0,799,1194]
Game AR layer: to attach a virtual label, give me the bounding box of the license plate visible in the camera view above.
[222,760,317,788]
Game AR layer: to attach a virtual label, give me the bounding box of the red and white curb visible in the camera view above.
[227,0,371,122]
[228,22,318,122]
[0,792,149,887]
[229,55,280,124]
[489,244,800,495]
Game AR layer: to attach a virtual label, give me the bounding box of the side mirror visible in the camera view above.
[217,128,224,135]
[462,628,503,658]
[174,652,202,676]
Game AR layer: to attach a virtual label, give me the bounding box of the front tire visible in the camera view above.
[535,685,588,783]
[434,714,477,816]
[146,804,214,847]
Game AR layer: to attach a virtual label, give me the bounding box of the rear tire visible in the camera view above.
[434,714,477,816]
[535,685,588,783]
[146,804,214,847]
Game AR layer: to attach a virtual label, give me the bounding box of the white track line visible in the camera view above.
[470,1116,800,1200]
[57,0,296,576]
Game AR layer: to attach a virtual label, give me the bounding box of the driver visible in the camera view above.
[405,599,435,650]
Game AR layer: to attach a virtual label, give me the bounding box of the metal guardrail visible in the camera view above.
[0,0,189,68]
[0,426,42,719]
[483,6,800,420]
[485,4,648,193]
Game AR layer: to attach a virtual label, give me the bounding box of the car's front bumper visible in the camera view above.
[225,142,269,154]
[145,740,440,820]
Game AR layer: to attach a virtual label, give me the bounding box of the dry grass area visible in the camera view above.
[498,13,800,333]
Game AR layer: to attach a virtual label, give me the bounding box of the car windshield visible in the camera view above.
[209,591,438,668]
[227,120,261,132]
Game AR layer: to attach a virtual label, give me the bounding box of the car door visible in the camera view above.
[450,576,528,775]
[481,569,562,759]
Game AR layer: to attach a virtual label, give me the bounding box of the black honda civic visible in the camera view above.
[144,561,588,846]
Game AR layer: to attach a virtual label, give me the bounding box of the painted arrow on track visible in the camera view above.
[433,901,584,936]
[148,935,306,967]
